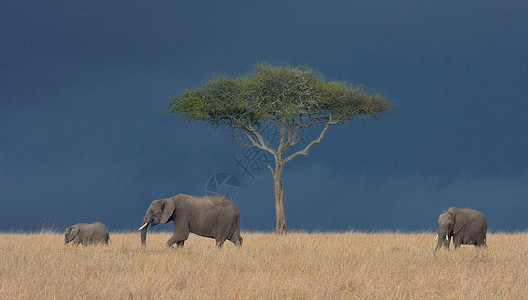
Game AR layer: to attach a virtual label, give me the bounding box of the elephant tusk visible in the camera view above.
[138,223,149,230]
[435,234,438,240]
[445,235,449,240]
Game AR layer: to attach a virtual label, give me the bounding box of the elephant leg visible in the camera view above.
[232,236,243,247]
[167,220,189,248]
[166,235,178,247]
[229,236,242,247]
[167,234,188,248]
[476,237,487,247]
[229,228,243,247]
[453,236,462,249]
[215,238,226,248]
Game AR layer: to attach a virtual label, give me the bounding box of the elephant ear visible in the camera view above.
[68,225,80,239]
[450,207,467,234]
[160,198,176,224]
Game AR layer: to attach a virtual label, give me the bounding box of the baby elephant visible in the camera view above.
[64,222,110,246]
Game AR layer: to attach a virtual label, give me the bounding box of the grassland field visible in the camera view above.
[1,231,528,299]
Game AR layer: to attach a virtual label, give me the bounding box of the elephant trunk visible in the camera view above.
[435,228,449,251]
[140,226,148,245]
[434,235,443,251]
[64,228,73,244]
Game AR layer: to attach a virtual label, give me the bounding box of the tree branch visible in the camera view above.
[287,113,327,149]
[276,119,287,156]
[288,114,303,148]
[287,116,297,145]
[267,163,275,177]
[241,123,277,156]
[283,116,338,164]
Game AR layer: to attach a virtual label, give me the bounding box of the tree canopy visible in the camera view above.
[170,64,390,129]
[169,63,392,233]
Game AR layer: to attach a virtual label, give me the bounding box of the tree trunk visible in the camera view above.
[273,165,287,234]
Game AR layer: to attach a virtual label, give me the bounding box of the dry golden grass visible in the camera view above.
[1,231,528,299]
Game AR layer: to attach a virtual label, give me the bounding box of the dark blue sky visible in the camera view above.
[1,1,527,232]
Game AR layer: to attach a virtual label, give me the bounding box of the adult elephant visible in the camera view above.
[139,194,243,248]
[435,207,487,250]
[64,222,110,246]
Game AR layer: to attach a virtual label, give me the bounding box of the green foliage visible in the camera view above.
[169,64,392,129]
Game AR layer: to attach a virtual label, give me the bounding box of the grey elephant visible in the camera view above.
[64,222,110,246]
[139,194,243,248]
[435,207,487,250]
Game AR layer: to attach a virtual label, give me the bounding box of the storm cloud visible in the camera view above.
[1,1,527,232]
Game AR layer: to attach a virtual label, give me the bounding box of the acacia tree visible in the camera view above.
[169,64,392,234]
